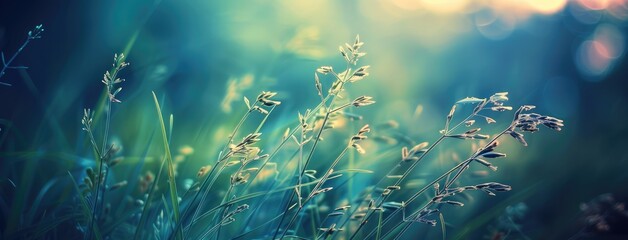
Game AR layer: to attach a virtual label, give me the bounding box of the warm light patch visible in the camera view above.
[179,145,195,156]
[526,0,568,14]
[420,0,470,13]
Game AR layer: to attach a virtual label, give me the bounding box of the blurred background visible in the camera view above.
[1,0,628,239]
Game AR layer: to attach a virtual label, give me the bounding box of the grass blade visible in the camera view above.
[152,91,182,240]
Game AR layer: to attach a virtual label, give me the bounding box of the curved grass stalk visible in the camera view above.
[86,54,128,240]
[185,178,327,229]
[174,100,259,238]
[229,96,331,235]
[214,105,277,239]
[272,73,350,239]
[0,25,43,86]
[232,169,368,240]
[385,128,511,240]
[347,102,486,240]
[278,146,351,239]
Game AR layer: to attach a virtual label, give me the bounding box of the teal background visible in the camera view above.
[1,0,628,239]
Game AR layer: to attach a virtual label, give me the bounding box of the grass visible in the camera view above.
[0,25,44,87]
[0,34,565,240]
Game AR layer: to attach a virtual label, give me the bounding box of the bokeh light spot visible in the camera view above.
[475,9,516,40]
[576,24,625,81]
[594,24,625,59]
[576,40,613,79]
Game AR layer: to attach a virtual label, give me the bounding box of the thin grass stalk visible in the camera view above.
[236,147,302,233]
[229,99,328,236]
[190,100,257,215]
[383,128,511,240]
[271,112,331,239]
[347,102,485,240]
[87,130,105,239]
[238,97,329,201]
[232,171,362,239]
[185,177,327,227]
[279,145,350,239]
[363,160,466,240]
[346,137,445,239]
[81,117,103,240]
[175,101,258,238]
[292,109,309,235]
[273,69,350,239]
[0,25,43,86]
[214,105,276,239]
[88,55,127,240]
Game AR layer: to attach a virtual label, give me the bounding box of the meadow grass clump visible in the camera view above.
[2,35,563,240]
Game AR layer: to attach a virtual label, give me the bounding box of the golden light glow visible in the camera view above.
[179,145,195,156]
[420,0,470,14]
[526,0,568,14]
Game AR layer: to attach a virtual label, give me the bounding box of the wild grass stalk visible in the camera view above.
[279,125,370,239]
[78,53,129,240]
[181,99,257,229]
[359,103,562,239]
[388,105,561,239]
[346,102,482,240]
[214,105,277,239]
[176,94,280,239]
[0,24,43,87]
[272,35,373,239]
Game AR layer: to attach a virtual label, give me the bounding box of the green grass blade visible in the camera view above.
[152,91,182,240]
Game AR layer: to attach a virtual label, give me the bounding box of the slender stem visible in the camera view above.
[229,104,324,237]
[87,59,126,240]
[231,212,287,239]
[0,36,33,85]
[270,107,331,238]
[279,145,350,239]
[330,103,352,113]
[349,102,486,240]
[82,129,104,239]
[347,136,445,240]
[385,127,512,239]
[214,105,276,240]
[271,114,330,239]
[242,96,328,195]
[274,68,351,239]
[179,103,256,237]
[87,106,111,240]
[98,97,113,212]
